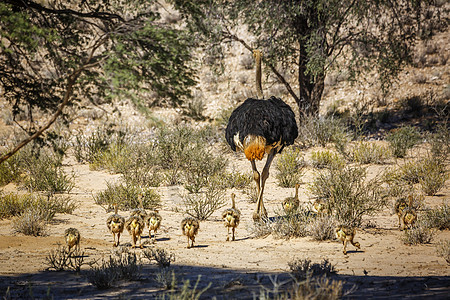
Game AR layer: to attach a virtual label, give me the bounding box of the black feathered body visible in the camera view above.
[225,96,298,156]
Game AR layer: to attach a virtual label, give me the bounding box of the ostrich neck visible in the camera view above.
[255,51,264,99]
[231,195,236,209]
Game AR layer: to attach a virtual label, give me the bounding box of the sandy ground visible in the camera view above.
[0,150,449,299]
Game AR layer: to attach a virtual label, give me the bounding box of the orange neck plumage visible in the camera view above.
[244,135,266,161]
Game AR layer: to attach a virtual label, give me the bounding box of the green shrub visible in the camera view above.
[386,126,421,158]
[384,157,447,196]
[402,224,434,245]
[308,166,388,227]
[155,125,201,185]
[421,204,450,230]
[436,240,450,264]
[87,253,142,289]
[0,192,77,220]
[93,182,161,211]
[182,176,227,220]
[310,150,345,169]
[223,170,252,189]
[307,215,337,241]
[272,208,315,239]
[275,147,306,188]
[303,116,350,148]
[21,150,75,193]
[12,208,47,236]
[183,147,227,193]
[350,141,391,164]
[416,157,448,196]
[429,123,450,161]
[0,153,23,186]
[119,142,164,188]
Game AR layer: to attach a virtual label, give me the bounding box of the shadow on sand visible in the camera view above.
[1,263,449,299]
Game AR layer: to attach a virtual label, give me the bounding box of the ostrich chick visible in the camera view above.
[401,207,417,230]
[64,228,80,252]
[313,198,329,215]
[146,211,162,243]
[399,195,417,231]
[106,204,125,247]
[335,225,360,255]
[126,215,145,248]
[181,217,199,249]
[394,197,408,228]
[283,183,300,214]
[222,193,241,241]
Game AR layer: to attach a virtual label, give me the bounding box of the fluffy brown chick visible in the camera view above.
[146,211,162,242]
[222,193,241,241]
[64,227,80,252]
[106,204,125,247]
[335,225,361,255]
[181,217,199,249]
[125,215,145,248]
[283,183,300,214]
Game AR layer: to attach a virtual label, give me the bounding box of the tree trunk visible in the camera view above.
[297,41,325,120]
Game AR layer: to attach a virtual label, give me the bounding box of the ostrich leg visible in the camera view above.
[253,149,277,220]
[250,160,261,197]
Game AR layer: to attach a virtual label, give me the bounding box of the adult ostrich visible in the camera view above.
[225,50,298,220]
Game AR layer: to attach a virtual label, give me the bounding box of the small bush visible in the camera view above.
[223,171,252,189]
[421,204,450,230]
[183,147,227,193]
[0,153,22,186]
[386,126,421,158]
[310,150,345,169]
[12,208,47,236]
[183,96,206,121]
[275,147,306,188]
[297,116,350,149]
[350,141,391,164]
[386,157,448,196]
[402,224,435,245]
[73,126,118,163]
[21,150,75,193]
[143,248,175,268]
[429,123,450,161]
[0,192,76,220]
[307,215,337,241]
[155,267,178,290]
[436,240,450,264]
[120,143,164,188]
[93,182,160,211]
[87,253,142,289]
[45,245,85,272]
[272,209,315,239]
[288,258,336,281]
[416,157,448,196]
[308,166,388,227]
[182,177,227,220]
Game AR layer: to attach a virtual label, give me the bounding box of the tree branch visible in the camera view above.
[6,0,125,22]
[0,41,104,165]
